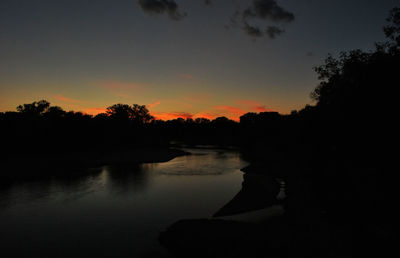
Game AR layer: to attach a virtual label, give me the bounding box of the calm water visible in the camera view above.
[0,147,247,257]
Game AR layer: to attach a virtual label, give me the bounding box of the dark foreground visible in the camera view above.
[0,144,396,258]
[0,147,248,258]
[159,156,396,258]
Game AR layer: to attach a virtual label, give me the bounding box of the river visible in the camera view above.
[0,147,248,257]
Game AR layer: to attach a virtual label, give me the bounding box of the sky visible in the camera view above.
[0,0,398,120]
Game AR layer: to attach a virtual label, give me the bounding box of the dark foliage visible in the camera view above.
[157,7,400,258]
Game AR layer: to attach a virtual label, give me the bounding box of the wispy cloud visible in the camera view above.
[161,99,194,109]
[152,110,217,121]
[112,92,134,98]
[193,112,216,120]
[54,94,80,103]
[214,105,247,121]
[183,93,212,103]
[148,100,161,108]
[178,73,194,80]
[94,80,144,99]
[254,105,271,112]
[152,111,193,120]
[236,100,273,112]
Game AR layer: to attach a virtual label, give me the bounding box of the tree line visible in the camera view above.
[1,7,399,163]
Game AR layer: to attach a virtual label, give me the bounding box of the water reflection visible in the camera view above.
[156,148,244,176]
[0,147,247,258]
[105,164,151,194]
[0,167,103,209]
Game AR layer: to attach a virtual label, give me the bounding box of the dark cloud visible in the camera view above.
[243,22,264,37]
[265,26,285,39]
[138,0,185,20]
[137,0,294,39]
[243,0,294,22]
[228,9,241,28]
[242,23,285,39]
[231,0,295,39]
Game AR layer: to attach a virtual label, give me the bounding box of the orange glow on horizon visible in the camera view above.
[214,105,246,121]
[236,100,274,113]
[151,112,193,121]
[193,112,216,120]
[0,97,277,122]
[82,107,108,116]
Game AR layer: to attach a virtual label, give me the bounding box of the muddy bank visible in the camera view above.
[213,167,282,217]
[158,157,396,258]
[159,217,289,258]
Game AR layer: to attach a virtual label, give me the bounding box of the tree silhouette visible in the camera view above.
[131,104,154,124]
[240,112,258,125]
[379,7,400,53]
[311,7,400,112]
[106,104,134,121]
[310,50,371,110]
[16,100,50,116]
[44,106,66,119]
[106,103,153,124]
[194,118,211,124]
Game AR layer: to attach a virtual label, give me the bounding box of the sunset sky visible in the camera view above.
[0,0,397,120]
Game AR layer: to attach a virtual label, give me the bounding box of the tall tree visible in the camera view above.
[16,100,50,116]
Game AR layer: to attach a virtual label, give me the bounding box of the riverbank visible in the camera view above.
[238,158,389,257]
[158,153,396,258]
